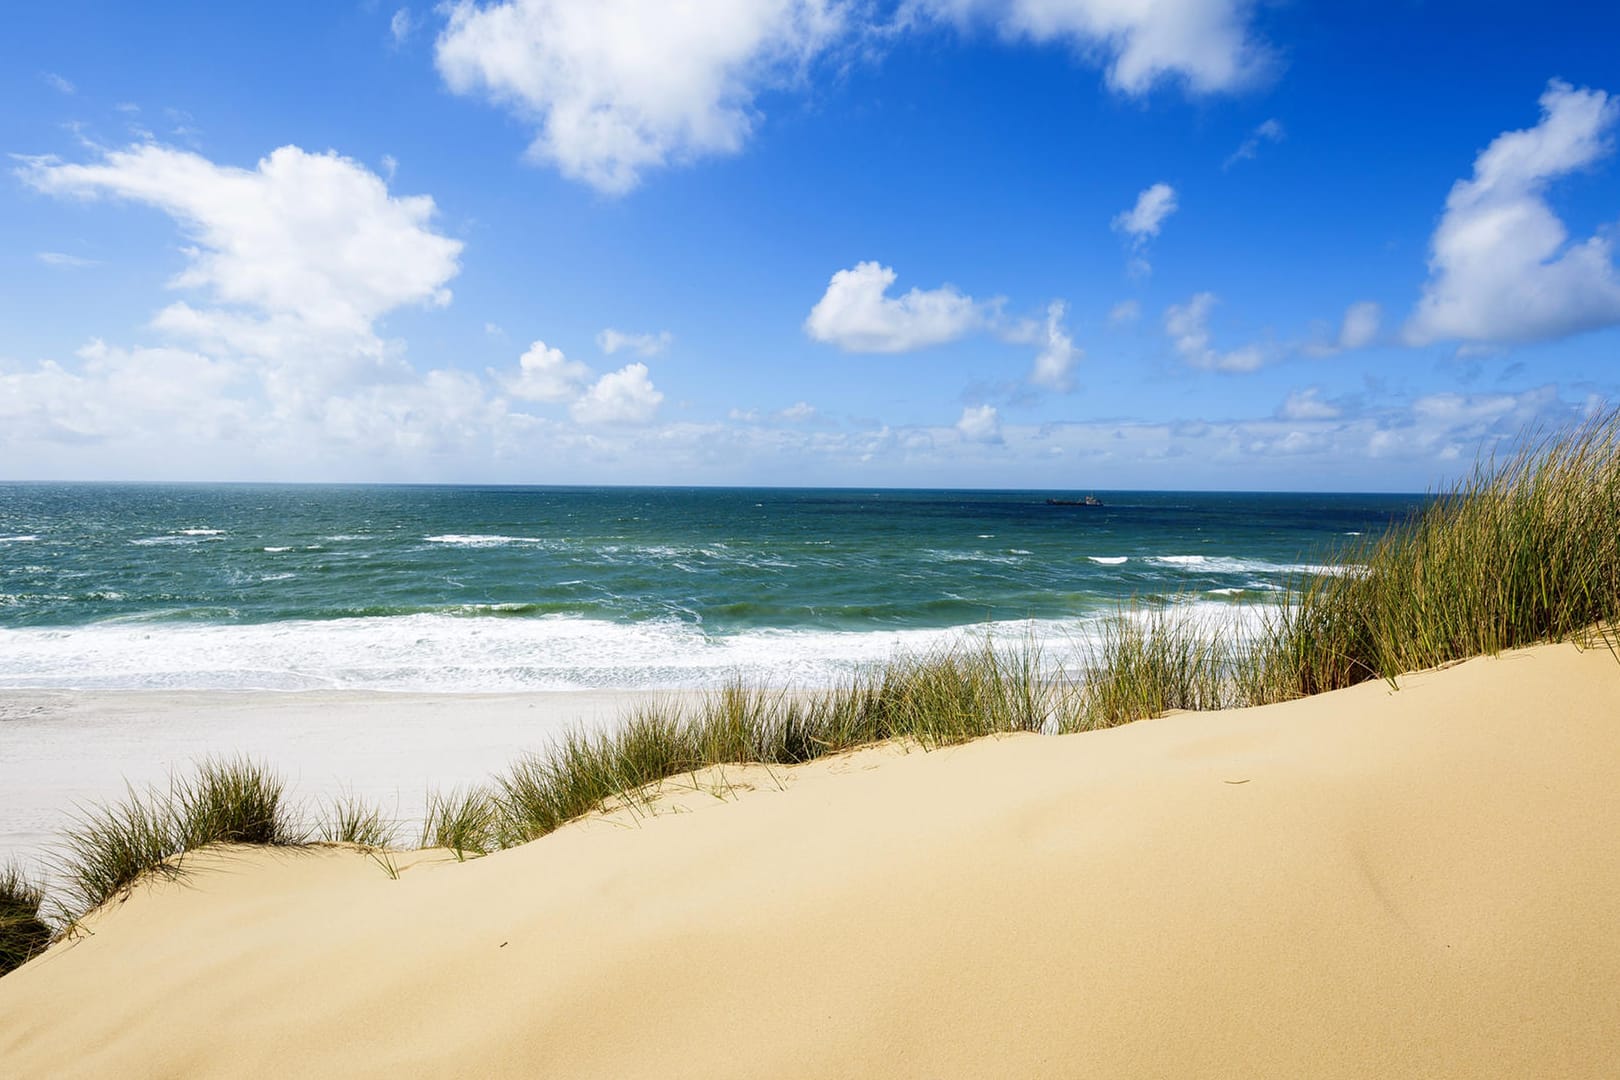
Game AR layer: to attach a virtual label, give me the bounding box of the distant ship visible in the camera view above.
[1045,495,1103,507]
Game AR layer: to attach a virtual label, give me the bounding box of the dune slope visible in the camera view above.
[3,640,1619,1078]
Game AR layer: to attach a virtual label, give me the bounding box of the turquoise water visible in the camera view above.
[0,484,1424,690]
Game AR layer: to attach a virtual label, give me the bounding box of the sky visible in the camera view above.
[2,1,1618,491]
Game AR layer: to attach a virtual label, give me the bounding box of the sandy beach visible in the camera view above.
[0,687,686,875]
[2,638,1618,1077]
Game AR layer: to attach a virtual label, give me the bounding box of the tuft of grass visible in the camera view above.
[316,794,398,849]
[55,757,303,917]
[1,862,52,977]
[1064,606,1233,732]
[420,787,499,860]
[175,756,299,849]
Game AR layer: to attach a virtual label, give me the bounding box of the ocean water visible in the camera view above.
[0,484,1425,692]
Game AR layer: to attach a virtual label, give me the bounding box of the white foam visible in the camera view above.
[263,546,292,553]
[178,528,223,536]
[0,535,39,543]
[1088,556,1128,565]
[0,607,1257,694]
[1149,555,1355,576]
[424,534,547,548]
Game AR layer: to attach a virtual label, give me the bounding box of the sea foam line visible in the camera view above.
[0,602,1273,694]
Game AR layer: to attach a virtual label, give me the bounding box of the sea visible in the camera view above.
[0,484,1427,693]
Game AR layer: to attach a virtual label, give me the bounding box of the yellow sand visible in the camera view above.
[3,640,1619,1078]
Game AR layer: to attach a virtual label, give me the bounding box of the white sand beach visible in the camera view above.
[0,687,684,875]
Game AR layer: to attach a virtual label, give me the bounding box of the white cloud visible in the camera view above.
[37,251,99,268]
[18,143,463,335]
[1112,182,1178,241]
[570,362,664,424]
[1224,117,1283,168]
[804,261,987,352]
[390,8,415,46]
[956,403,1002,443]
[1028,300,1081,390]
[1278,387,1340,421]
[1108,299,1141,324]
[1406,80,1620,347]
[503,340,591,402]
[435,0,849,194]
[1337,301,1381,350]
[43,72,75,95]
[1164,292,1265,372]
[596,327,673,356]
[1111,182,1177,277]
[779,401,817,420]
[908,0,1271,95]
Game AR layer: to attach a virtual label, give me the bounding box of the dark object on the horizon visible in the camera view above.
[1046,495,1104,507]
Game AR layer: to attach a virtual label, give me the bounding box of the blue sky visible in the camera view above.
[2,1,1618,490]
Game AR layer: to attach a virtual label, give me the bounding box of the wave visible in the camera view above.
[178,528,223,536]
[1088,556,1128,565]
[0,535,39,544]
[424,534,549,547]
[0,604,1272,693]
[1148,555,1355,576]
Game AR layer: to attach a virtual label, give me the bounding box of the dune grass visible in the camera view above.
[11,411,1615,963]
[1266,412,1620,694]
[54,756,305,919]
[315,794,398,850]
[1,862,52,976]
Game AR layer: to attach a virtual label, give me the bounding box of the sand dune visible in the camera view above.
[3,640,1619,1077]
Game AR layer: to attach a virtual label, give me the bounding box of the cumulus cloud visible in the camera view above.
[596,327,673,356]
[1164,292,1265,372]
[779,401,817,420]
[5,141,501,474]
[804,261,988,352]
[956,403,1002,443]
[1026,300,1081,390]
[435,1,1268,192]
[18,143,463,335]
[908,0,1271,95]
[503,340,591,402]
[435,0,848,194]
[1223,117,1283,168]
[42,72,75,95]
[570,362,664,424]
[498,338,665,425]
[1405,80,1620,347]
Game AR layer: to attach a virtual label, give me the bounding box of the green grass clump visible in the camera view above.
[1065,606,1235,731]
[56,757,304,917]
[1,862,52,976]
[421,787,499,860]
[316,794,398,849]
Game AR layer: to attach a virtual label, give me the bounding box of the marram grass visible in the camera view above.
[53,756,304,919]
[0,861,52,976]
[9,411,1616,972]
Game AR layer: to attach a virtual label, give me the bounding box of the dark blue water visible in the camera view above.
[0,484,1423,690]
